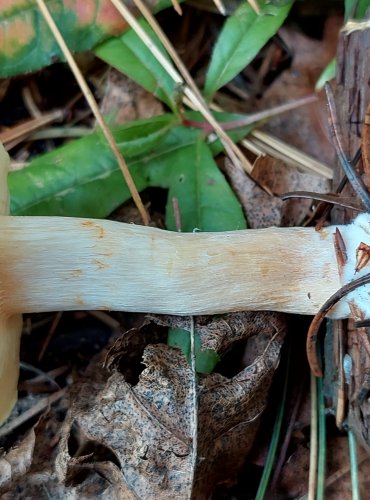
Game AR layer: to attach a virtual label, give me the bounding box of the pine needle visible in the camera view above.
[35,0,149,226]
[110,0,254,174]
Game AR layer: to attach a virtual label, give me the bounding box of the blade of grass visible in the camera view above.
[348,431,360,500]
[189,316,198,497]
[255,339,291,499]
[308,372,318,500]
[317,375,326,500]
[35,0,149,225]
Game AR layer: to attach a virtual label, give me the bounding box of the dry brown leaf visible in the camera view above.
[0,429,35,488]
[253,158,330,226]
[100,69,164,125]
[151,311,286,354]
[257,18,341,166]
[224,158,283,228]
[29,314,285,498]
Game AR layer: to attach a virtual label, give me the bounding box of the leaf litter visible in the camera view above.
[1,2,369,499]
[0,313,285,497]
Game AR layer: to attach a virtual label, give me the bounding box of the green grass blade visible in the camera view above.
[348,431,360,500]
[255,341,291,499]
[316,375,326,500]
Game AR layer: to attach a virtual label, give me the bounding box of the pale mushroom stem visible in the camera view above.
[0,315,22,423]
[2,210,370,423]
[1,215,342,317]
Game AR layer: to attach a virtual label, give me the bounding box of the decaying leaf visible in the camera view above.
[224,158,283,228]
[0,429,35,488]
[150,311,286,355]
[0,315,285,497]
[100,69,164,125]
[0,0,167,78]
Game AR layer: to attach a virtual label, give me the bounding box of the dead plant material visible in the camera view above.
[0,314,285,497]
[307,274,370,377]
[361,102,370,188]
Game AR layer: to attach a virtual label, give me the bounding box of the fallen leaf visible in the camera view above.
[100,69,164,125]
[0,429,35,489]
[46,315,286,497]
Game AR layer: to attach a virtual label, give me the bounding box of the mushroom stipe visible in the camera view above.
[0,143,369,424]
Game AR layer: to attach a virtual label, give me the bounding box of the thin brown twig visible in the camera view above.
[0,388,67,438]
[270,380,305,490]
[0,110,65,148]
[172,197,182,232]
[38,311,63,362]
[361,102,370,189]
[314,147,361,230]
[184,95,318,132]
[19,362,61,391]
[35,0,149,225]
[281,191,362,211]
[307,274,370,377]
[19,365,69,392]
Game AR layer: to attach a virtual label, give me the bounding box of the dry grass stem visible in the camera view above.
[170,0,182,15]
[247,0,261,14]
[212,0,227,15]
[21,86,42,118]
[35,0,149,225]
[38,311,63,362]
[110,0,254,174]
[189,315,198,497]
[0,110,64,149]
[251,130,333,179]
[0,388,67,438]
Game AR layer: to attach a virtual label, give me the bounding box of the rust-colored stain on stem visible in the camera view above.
[80,220,106,239]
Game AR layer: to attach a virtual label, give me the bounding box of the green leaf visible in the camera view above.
[9,115,177,217]
[9,112,251,223]
[95,18,178,110]
[0,0,172,78]
[162,134,246,374]
[344,0,370,20]
[168,328,220,374]
[204,0,294,99]
[163,135,246,232]
[315,58,336,91]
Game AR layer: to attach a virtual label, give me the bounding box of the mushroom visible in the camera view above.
[1,142,369,423]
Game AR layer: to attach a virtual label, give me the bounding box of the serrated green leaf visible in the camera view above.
[204,0,294,99]
[9,115,177,217]
[0,0,173,78]
[95,18,177,110]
